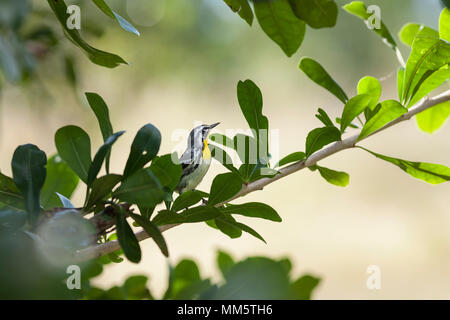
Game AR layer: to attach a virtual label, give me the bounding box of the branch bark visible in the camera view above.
[73,90,450,262]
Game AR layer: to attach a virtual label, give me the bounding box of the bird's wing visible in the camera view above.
[179,147,202,177]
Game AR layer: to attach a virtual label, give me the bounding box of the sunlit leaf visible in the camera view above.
[305,126,341,158]
[340,94,371,133]
[358,100,407,141]
[416,101,450,134]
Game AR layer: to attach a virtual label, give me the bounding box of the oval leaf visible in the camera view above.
[55,125,92,183]
[208,173,243,206]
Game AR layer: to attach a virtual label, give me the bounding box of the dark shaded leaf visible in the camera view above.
[289,0,338,29]
[116,206,141,263]
[237,80,269,164]
[123,124,161,178]
[208,172,242,206]
[129,212,168,257]
[47,0,127,68]
[290,274,321,300]
[85,92,114,173]
[217,250,235,278]
[172,190,209,212]
[114,168,165,208]
[87,131,125,187]
[153,206,222,226]
[86,174,122,208]
[0,172,25,211]
[149,153,182,191]
[215,214,242,239]
[220,202,281,222]
[11,144,47,224]
[41,155,79,209]
[55,125,92,183]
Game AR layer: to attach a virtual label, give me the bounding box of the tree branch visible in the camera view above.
[73,90,450,262]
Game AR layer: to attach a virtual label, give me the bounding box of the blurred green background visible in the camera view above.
[0,0,449,299]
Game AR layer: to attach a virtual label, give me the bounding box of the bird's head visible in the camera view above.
[187,122,220,148]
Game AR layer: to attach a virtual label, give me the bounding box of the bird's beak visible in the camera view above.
[208,122,220,129]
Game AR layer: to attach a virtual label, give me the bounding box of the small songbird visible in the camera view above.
[175,122,220,194]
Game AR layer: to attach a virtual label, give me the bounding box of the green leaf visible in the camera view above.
[305,126,341,158]
[397,68,405,102]
[149,154,182,192]
[217,250,235,278]
[172,190,208,212]
[220,202,282,222]
[360,147,450,184]
[209,133,235,148]
[343,1,397,50]
[114,168,165,208]
[208,172,243,206]
[47,0,127,68]
[357,76,382,111]
[0,172,25,211]
[277,151,306,167]
[233,134,259,168]
[92,0,140,36]
[440,8,450,42]
[11,144,47,225]
[399,23,423,46]
[116,206,141,263]
[85,92,114,173]
[215,214,242,239]
[234,221,266,243]
[0,209,26,229]
[336,117,359,129]
[153,206,222,226]
[210,257,289,299]
[237,80,269,164]
[223,0,253,26]
[416,101,450,134]
[40,155,79,209]
[122,275,152,300]
[253,0,306,57]
[299,57,348,103]
[358,100,407,141]
[289,0,338,29]
[123,124,161,178]
[55,125,92,184]
[129,212,168,257]
[290,274,321,300]
[403,28,450,103]
[210,144,241,177]
[85,174,122,208]
[315,108,335,127]
[408,65,450,107]
[315,165,349,187]
[340,94,371,133]
[87,131,124,187]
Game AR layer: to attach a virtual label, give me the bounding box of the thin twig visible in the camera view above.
[73,90,450,262]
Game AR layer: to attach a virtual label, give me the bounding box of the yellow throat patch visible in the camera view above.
[203,138,211,160]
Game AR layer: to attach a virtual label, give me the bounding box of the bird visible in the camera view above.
[175,122,220,194]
